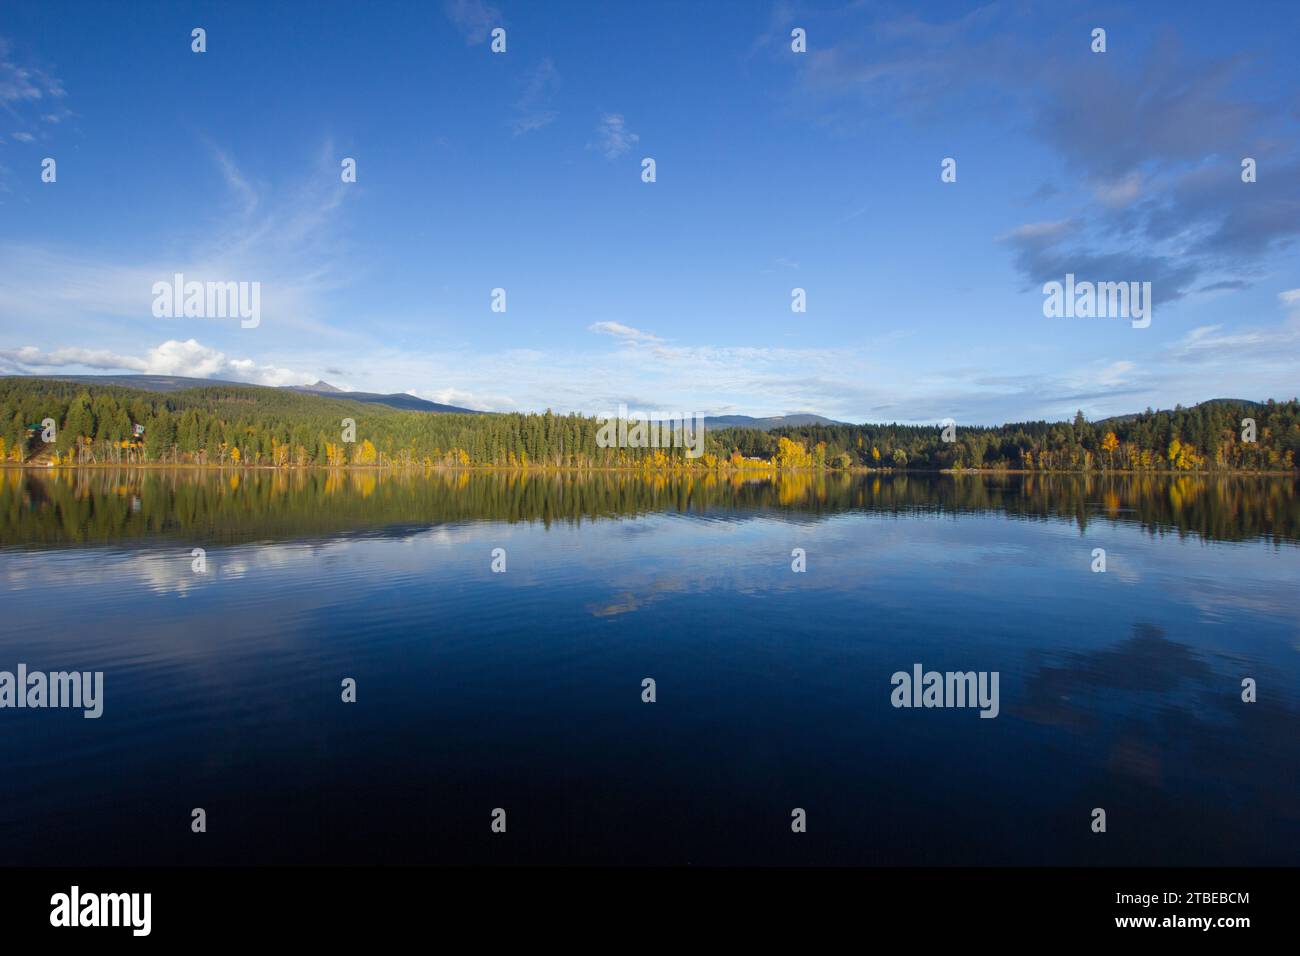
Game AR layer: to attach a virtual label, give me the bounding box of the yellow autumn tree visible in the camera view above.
[353,439,378,465]
[1167,438,1199,471]
[1101,431,1119,468]
[776,436,813,469]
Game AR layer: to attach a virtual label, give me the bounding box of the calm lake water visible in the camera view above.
[1,468,1297,865]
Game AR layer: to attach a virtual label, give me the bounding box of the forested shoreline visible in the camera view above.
[1,377,1296,473]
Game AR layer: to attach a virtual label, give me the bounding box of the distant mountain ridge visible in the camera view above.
[703,413,847,431]
[294,379,344,393]
[18,374,482,414]
[284,381,478,414]
[0,375,1267,429]
[6,375,849,423]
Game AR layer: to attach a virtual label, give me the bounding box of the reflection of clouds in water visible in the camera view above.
[0,561,37,589]
[586,573,696,618]
[1098,533,1298,624]
[2,541,354,596]
[577,513,1178,614]
[1018,623,1300,801]
[1177,576,1297,624]
[577,513,1033,615]
[422,525,484,545]
[1104,554,1143,585]
[1023,623,1212,704]
[139,544,332,594]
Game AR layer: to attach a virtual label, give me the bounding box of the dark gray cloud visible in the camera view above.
[1197,280,1250,293]
[1035,41,1263,179]
[1024,38,1300,296]
[1002,218,1200,304]
[1023,182,1060,204]
[784,9,1300,299]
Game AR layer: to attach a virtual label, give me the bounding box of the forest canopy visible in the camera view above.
[1,377,1296,472]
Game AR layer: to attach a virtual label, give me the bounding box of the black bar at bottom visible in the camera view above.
[0,866,1282,941]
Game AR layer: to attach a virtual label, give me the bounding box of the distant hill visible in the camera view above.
[16,375,847,421]
[18,374,482,414]
[1095,398,1263,427]
[704,413,848,431]
[28,373,250,392]
[284,381,479,414]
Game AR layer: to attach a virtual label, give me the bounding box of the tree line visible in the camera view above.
[1,378,1296,472]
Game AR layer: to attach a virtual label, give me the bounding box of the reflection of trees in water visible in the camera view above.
[2,467,1297,547]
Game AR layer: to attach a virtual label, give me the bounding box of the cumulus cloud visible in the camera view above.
[407,386,514,413]
[0,339,309,387]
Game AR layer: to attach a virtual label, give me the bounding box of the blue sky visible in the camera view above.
[0,0,1297,424]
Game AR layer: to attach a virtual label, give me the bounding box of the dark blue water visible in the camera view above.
[1,470,1297,865]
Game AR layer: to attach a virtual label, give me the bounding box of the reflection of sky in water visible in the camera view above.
[0,508,1296,865]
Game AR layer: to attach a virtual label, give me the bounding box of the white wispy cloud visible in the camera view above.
[0,36,65,109]
[1167,289,1300,363]
[442,0,501,45]
[511,58,560,135]
[587,321,662,343]
[211,146,259,216]
[0,140,354,339]
[588,113,639,159]
[1092,171,1143,207]
[0,35,68,185]
[1096,360,1136,387]
[8,315,1287,425]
